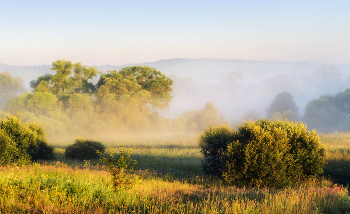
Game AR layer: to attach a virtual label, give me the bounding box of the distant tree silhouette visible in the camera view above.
[303,95,343,132]
[266,92,299,120]
[0,71,26,109]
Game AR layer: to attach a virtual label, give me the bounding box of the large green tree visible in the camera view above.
[30,59,99,108]
[5,61,176,139]
[97,66,173,109]
[95,66,173,131]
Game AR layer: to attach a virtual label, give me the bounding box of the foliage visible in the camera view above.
[224,120,326,187]
[0,139,350,213]
[30,59,99,110]
[0,114,54,165]
[335,88,350,117]
[199,120,326,187]
[303,95,343,132]
[65,138,105,161]
[269,110,296,121]
[5,60,177,140]
[269,112,284,121]
[182,102,224,132]
[198,125,235,176]
[97,66,173,109]
[98,144,137,191]
[0,71,26,109]
[266,92,299,120]
[302,87,350,132]
[26,122,55,161]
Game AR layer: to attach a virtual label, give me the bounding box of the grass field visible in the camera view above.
[1,133,350,213]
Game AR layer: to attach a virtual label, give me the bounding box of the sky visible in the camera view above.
[1,0,350,66]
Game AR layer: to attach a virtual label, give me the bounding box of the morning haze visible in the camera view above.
[1,58,350,142]
[2,1,350,212]
[1,0,350,140]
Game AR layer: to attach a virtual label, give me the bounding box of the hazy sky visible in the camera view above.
[1,0,349,65]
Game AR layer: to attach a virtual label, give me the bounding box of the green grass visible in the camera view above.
[1,164,349,213]
[1,132,350,213]
[321,132,350,185]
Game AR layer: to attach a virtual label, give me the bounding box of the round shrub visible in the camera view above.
[65,138,105,161]
[0,114,54,165]
[199,120,326,187]
[198,125,235,176]
[26,122,55,161]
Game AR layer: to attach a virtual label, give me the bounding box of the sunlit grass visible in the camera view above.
[0,164,349,213]
[2,132,350,213]
[320,132,350,185]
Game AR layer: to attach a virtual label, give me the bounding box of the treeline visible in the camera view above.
[263,89,350,133]
[3,59,350,123]
[2,59,350,138]
[0,60,225,141]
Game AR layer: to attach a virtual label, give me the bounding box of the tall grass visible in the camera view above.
[0,164,349,213]
[321,132,350,185]
[1,132,350,213]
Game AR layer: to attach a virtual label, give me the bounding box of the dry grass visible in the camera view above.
[1,132,350,213]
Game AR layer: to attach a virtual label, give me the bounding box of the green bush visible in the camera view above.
[199,120,326,187]
[26,122,55,161]
[198,125,235,176]
[98,144,137,191]
[65,138,105,161]
[0,114,54,165]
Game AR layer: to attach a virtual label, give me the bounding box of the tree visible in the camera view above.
[30,59,99,108]
[335,88,350,117]
[30,74,53,91]
[5,92,60,117]
[266,92,299,120]
[97,66,173,109]
[95,66,173,131]
[4,61,175,139]
[0,114,54,165]
[303,95,343,132]
[0,72,26,109]
[182,102,223,132]
[198,125,235,176]
[270,112,284,121]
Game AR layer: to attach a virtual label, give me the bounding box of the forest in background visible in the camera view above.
[1,58,350,141]
[0,60,225,142]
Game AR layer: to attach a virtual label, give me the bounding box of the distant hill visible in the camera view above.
[2,58,350,88]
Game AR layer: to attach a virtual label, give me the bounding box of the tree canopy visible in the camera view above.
[181,102,224,132]
[4,60,177,141]
[97,66,173,109]
[0,71,26,109]
[266,92,299,120]
[303,88,350,132]
[30,59,99,104]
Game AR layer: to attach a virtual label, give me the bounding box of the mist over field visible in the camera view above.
[1,58,350,142]
[2,59,350,117]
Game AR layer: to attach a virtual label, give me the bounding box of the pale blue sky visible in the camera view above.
[1,0,349,65]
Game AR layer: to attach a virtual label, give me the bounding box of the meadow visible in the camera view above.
[1,133,350,213]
